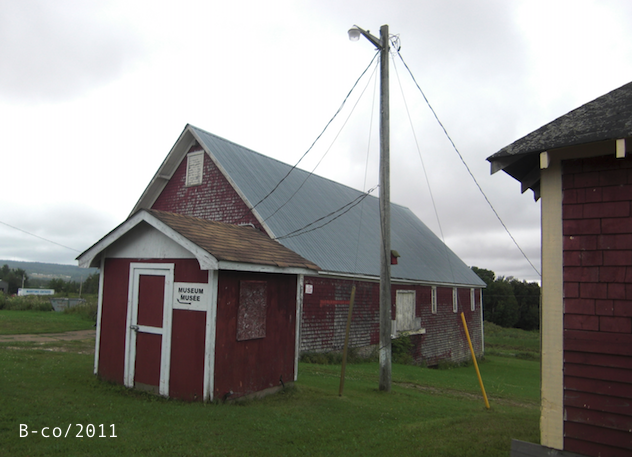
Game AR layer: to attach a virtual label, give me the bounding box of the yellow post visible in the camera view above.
[460,312,490,409]
[339,284,357,396]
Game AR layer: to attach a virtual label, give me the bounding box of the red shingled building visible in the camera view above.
[488,81,632,457]
[79,124,486,401]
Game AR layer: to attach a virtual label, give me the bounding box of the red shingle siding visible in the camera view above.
[562,155,632,456]
[416,286,482,366]
[152,146,263,230]
[300,277,379,352]
[300,277,482,365]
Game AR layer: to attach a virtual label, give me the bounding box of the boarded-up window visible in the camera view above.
[395,290,417,333]
[185,151,204,187]
[237,281,267,341]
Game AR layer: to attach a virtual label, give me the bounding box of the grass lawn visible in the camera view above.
[0,313,539,456]
[484,321,540,358]
[0,310,95,335]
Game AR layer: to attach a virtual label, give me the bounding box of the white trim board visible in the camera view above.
[203,269,219,401]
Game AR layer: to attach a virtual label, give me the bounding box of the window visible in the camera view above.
[452,288,458,313]
[395,290,417,333]
[185,151,204,187]
[431,286,437,314]
[237,280,267,341]
[470,288,476,311]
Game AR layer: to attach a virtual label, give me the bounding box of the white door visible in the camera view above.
[124,263,174,396]
[395,290,417,333]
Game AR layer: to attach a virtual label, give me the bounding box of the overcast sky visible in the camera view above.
[1,0,631,283]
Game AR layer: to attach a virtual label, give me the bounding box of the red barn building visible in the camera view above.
[80,124,485,401]
[488,81,632,456]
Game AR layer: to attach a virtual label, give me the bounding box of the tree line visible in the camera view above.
[0,264,100,295]
[0,264,28,295]
[472,267,540,331]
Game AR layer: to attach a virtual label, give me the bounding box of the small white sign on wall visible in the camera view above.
[173,282,209,311]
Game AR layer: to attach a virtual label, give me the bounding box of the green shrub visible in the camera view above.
[63,299,98,322]
[392,334,414,365]
[0,295,53,311]
[300,347,369,365]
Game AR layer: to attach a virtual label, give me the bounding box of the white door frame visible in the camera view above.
[124,263,175,397]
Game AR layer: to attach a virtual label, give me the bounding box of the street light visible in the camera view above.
[349,24,392,393]
[347,27,361,42]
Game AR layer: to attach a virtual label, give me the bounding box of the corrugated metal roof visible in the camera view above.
[191,126,484,287]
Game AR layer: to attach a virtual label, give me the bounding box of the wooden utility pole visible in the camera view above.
[377,24,391,392]
[348,23,392,392]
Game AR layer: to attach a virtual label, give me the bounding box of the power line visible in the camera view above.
[395,49,541,278]
[263,59,380,223]
[0,219,81,253]
[392,54,458,285]
[274,185,378,240]
[251,50,380,214]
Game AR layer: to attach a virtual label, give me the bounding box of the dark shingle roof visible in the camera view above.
[147,210,319,271]
[487,81,632,198]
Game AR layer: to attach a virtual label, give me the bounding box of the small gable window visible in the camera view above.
[185,151,204,187]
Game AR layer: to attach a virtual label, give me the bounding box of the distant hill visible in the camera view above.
[0,260,98,282]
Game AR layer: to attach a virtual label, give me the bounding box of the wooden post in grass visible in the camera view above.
[460,312,490,409]
[339,284,357,396]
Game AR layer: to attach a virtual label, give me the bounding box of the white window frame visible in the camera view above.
[431,286,437,314]
[470,288,476,311]
[452,287,458,313]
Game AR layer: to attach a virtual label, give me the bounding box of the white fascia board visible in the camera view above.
[188,128,276,240]
[217,261,315,276]
[77,211,218,271]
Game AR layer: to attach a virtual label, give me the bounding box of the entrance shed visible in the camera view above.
[77,209,318,401]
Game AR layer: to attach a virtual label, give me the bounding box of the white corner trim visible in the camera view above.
[540,160,564,450]
[294,274,304,382]
[93,256,105,375]
[204,269,219,401]
[616,138,626,158]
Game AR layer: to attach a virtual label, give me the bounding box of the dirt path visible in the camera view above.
[0,329,96,343]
